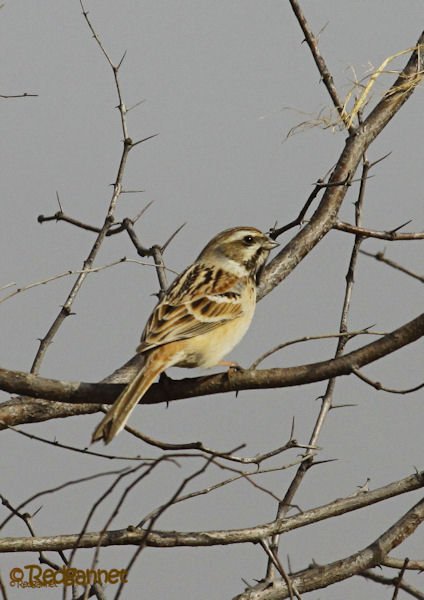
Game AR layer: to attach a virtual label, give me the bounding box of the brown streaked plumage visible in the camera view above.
[92,226,278,444]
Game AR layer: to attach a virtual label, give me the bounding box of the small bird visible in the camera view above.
[92,226,278,444]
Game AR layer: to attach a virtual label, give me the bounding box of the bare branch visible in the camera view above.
[0,312,422,427]
[266,153,372,578]
[353,368,424,394]
[116,417,315,465]
[0,258,135,306]
[0,92,38,98]
[334,220,424,240]
[0,471,422,553]
[235,497,424,599]
[383,557,424,571]
[258,32,424,300]
[260,540,301,600]
[268,176,349,240]
[288,0,347,126]
[30,1,153,374]
[360,249,424,283]
[250,328,385,369]
[37,210,101,232]
[0,468,131,533]
[2,423,158,462]
[360,568,424,600]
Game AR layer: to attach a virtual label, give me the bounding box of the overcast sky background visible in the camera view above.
[1,2,423,599]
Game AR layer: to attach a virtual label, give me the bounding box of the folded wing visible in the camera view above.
[137,263,246,353]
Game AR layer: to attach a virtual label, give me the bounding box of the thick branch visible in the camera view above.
[234,497,424,599]
[258,31,424,300]
[0,471,422,553]
[0,312,422,428]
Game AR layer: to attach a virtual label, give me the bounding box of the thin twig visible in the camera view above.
[64,462,157,600]
[37,210,101,232]
[288,0,348,128]
[114,458,214,600]
[258,32,424,301]
[0,258,177,306]
[266,154,371,579]
[360,249,424,282]
[334,220,424,240]
[260,539,301,600]
[31,1,158,375]
[383,557,424,571]
[0,92,38,98]
[1,422,162,462]
[352,368,424,395]
[0,259,133,305]
[360,568,424,600]
[0,468,132,533]
[392,558,410,600]
[112,411,317,465]
[269,175,350,240]
[250,328,385,369]
[0,571,8,600]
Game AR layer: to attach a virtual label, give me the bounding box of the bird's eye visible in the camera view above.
[243,235,255,245]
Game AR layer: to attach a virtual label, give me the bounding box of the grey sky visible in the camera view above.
[1,2,423,598]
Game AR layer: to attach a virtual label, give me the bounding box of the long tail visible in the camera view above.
[92,356,164,444]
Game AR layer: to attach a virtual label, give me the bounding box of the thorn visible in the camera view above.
[389,219,412,234]
[55,191,63,212]
[127,98,146,113]
[133,200,154,223]
[161,222,186,252]
[369,151,392,168]
[290,416,295,439]
[32,505,43,518]
[355,477,371,493]
[117,50,127,70]
[132,133,159,147]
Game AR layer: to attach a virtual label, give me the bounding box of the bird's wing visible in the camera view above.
[137,262,247,353]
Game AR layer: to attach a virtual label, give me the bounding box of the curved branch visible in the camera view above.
[0,312,422,428]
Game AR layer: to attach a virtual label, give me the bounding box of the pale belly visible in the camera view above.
[175,309,255,368]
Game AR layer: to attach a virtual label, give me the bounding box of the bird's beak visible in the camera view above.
[263,236,279,251]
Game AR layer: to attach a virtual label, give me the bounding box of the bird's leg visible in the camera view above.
[217,359,243,370]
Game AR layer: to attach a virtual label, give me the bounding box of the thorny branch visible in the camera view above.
[334,220,424,241]
[0,471,422,553]
[258,30,424,300]
[2,4,424,598]
[29,3,158,375]
[38,204,184,296]
[0,311,423,422]
[353,367,424,395]
[250,327,385,369]
[106,414,316,465]
[360,248,424,283]
[235,497,424,599]
[288,0,347,127]
[360,569,424,600]
[266,151,372,579]
[0,258,176,306]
